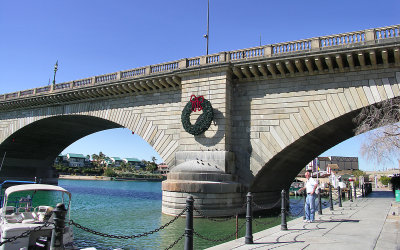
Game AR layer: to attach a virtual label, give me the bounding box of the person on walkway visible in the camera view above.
[298,171,318,222]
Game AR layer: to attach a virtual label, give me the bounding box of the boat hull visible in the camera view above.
[0,223,73,249]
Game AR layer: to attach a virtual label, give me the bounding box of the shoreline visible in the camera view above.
[59,175,112,181]
[58,175,165,182]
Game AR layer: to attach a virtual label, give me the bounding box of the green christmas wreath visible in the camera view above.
[181,98,214,135]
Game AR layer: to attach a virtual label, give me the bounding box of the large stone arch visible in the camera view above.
[236,70,400,200]
[0,92,182,183]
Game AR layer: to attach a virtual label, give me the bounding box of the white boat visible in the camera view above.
[0,184,73,249]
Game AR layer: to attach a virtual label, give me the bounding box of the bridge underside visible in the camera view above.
[250,109,359,194]
[0,115,121,183]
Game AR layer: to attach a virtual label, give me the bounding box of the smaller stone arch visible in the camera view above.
[0,110,179,183]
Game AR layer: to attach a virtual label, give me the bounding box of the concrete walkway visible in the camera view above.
[208,189,400,250]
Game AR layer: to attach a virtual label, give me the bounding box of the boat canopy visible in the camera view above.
[0,180,35,190]
[4,184,71,199]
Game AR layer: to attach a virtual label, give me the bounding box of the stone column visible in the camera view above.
[162,69,244,217]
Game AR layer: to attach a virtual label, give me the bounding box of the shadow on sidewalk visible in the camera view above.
[368,190,395,198]
[251,240,305,245]
[316,219,359,223]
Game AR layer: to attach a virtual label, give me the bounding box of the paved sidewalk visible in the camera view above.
[208,190,399,250]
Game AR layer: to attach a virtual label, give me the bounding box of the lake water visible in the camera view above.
[59,179,321,250]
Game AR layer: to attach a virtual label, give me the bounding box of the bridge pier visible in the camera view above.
[162,151,245,217]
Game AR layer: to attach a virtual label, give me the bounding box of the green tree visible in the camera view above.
[352,170,366,186]
[146,162,157,173]
[352,170,366,178]
[380,176,391,186]
[104,167,117,177]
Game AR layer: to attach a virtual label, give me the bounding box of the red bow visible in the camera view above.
[190,95,204,112]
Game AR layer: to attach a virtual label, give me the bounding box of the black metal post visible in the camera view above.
[329,184,334,211]
[184,196,194,250]
[281,189,287,230]
[338,186,342,207]
[245,192,253,244]
[349,185,353,202]
[318,187,322,215]
[353,184,357,200]
[303,189,307,220]
[50,203,67,250]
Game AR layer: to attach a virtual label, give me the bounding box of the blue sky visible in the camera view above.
[1,0,399,169]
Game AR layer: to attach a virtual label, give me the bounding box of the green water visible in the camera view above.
[59,179,308,250]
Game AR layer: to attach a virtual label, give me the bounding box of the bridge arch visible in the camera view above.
[244,72,400,197]
[0,93,182,183]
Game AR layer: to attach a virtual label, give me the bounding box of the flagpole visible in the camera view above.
[204,0,209,55]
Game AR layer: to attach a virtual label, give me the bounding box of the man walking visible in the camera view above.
[299,171,318,222]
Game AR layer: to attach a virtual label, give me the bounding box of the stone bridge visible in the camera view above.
[0,25,399,216]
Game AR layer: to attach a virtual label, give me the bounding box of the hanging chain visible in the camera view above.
[193,201,247,222]
[286,197,305,206]
[287,205,305,217]
[0,221,53,246]
[193,207,236,222]
[252,197,282,210]
[252,216,279,226]
[193,221,246,242]
[164,232,185,250]
[70,207,187,239]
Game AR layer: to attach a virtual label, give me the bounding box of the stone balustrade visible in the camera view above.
[1,24,399,102]
[74,77,93,87]
[271,39,311,54]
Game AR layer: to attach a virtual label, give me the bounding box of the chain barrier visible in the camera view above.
[0,221,53,246]
[287,205,305,217]
[286,197,304,206]
[252,198,282,210]
[194,207,236,222]
[164,232,185,250]
[253,216,279,226]
[193,201,247,222]
[193,221,246,242]
[70,207,187,239]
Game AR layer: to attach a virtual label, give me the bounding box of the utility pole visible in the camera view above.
[204,0,209,55]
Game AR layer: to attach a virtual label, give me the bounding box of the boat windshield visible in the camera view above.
[1,184,71,222]
[0,180,35,207]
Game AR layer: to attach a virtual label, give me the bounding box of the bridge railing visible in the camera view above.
[375,25,400,39]
[1,24,399,101]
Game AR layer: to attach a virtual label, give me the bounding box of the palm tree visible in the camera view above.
[91,153,99,167]
[92,151,107,168]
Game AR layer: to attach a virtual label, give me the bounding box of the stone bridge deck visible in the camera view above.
[208,189,399,250]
